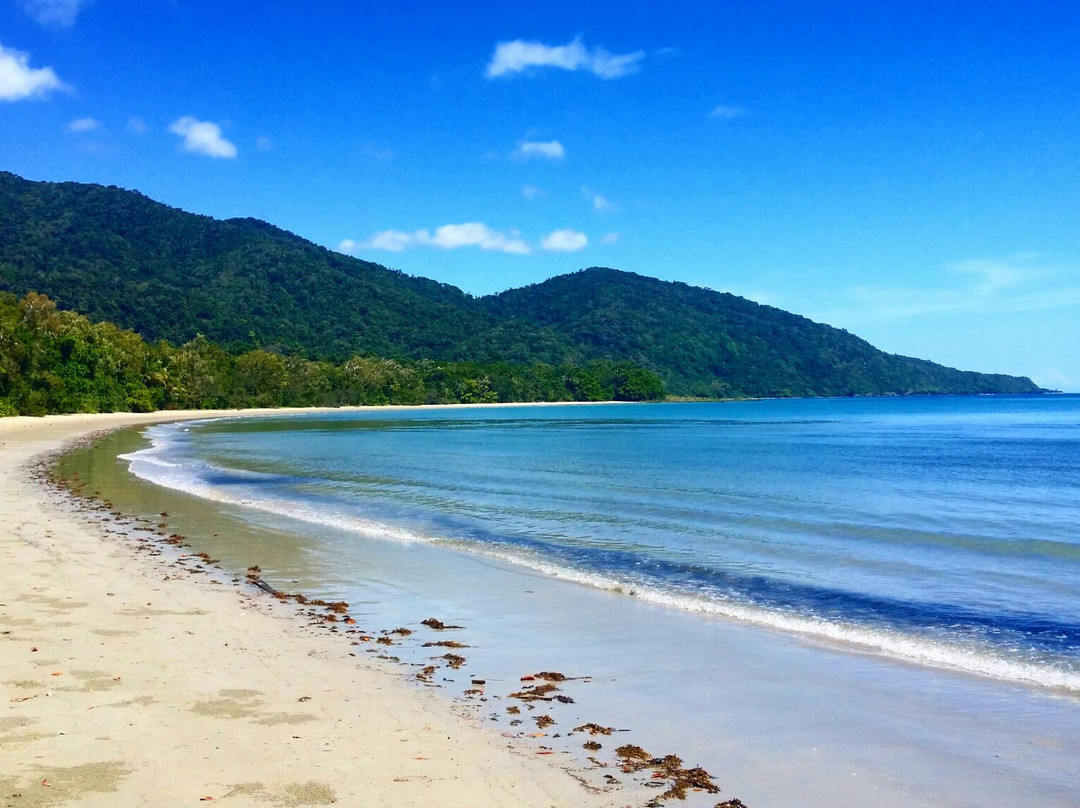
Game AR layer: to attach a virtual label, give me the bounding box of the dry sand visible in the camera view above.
[0,411,623,808]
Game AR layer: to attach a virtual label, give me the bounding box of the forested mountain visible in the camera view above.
[0,171,1043,397]
[483,269,1041,397]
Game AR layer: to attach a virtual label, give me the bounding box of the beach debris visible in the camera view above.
[441,653,466,669]
[508,683,559,702]
[416,665,437,683]
[387,627,413,636]
[422,640,468,648]
[534,714,555,729]
[506,706,520,715]
[583,740,602,751]
[376,637,393,646]
[470,678,486,685]
[573,723,614,736]
[613,745,722,804]
[715,801,749,808]
[421,617,463,630]
[246,565,261,579]
[615,745,651,767]
[532,671,568,681]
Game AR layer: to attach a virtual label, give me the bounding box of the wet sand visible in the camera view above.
[0,410,630,808]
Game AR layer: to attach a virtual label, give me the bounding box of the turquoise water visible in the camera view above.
[123,395,1080,693]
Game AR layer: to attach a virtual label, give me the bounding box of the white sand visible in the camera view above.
[0,411,622,808]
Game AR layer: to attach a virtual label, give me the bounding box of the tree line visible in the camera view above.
[0,292,666,416]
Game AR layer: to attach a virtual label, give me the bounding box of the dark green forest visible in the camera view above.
[0,292,664,415]
[0,170,1044,406]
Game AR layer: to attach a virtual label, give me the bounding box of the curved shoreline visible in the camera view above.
[0,409,624,808]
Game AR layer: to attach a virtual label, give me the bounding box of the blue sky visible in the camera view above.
[1,1,1078,390]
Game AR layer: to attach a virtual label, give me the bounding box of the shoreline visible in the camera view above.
[7,405,1080,807]
[0,409,633,808]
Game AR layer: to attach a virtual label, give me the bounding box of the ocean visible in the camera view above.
[73,396,1080,806]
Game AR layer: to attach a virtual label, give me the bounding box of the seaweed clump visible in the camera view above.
[507,683,560,702]
[421,617,463,630]
[613,745,725,804]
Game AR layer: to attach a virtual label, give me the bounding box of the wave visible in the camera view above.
[121,422,1080,696]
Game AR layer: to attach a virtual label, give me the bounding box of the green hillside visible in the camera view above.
[483,268,1041,397]
[0,171,1043,398]
[0,171,565,363]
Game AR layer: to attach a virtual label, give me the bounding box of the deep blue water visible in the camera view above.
[123,396,1080,690]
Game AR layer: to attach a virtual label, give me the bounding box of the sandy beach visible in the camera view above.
[0,410,623,808]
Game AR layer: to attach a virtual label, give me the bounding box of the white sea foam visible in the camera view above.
[432,541,1080,694]
[122,425,433,545]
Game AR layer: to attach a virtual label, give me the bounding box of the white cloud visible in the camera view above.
[126,117,148,135]
[513,140,564,161]
[430,223,530,253]
[522,185,544,200]
[601,232,620,245]
[365,230,419,252]
[353,223,531,255]
[0,43,65,101]
[22,0,89,27]
[582,186,613,212]
[337,239,360,254]
[709,104,748,119]
[542,229,588,252]
[485,36,644,80]
[68,116,101,132]
[168,116,237,159]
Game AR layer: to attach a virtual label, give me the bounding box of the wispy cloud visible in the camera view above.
[513,140,564,162]
[255,135,273,152]
[583,187,612,212]
[946,256,1042,295]
[345,223,531,255]
[486,36,644,80]
[68,116,101,132]
[709,104,748,120]
[522,185,544,200]
[811,256,1079,322]
[541,229,588,252]
[126,117,148,135]
[168,116,237,159]
[0,43,65,101]
[601,232,620,245]
[22,0,89,27]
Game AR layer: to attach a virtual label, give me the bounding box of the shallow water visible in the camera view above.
[63,397,1080,806]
